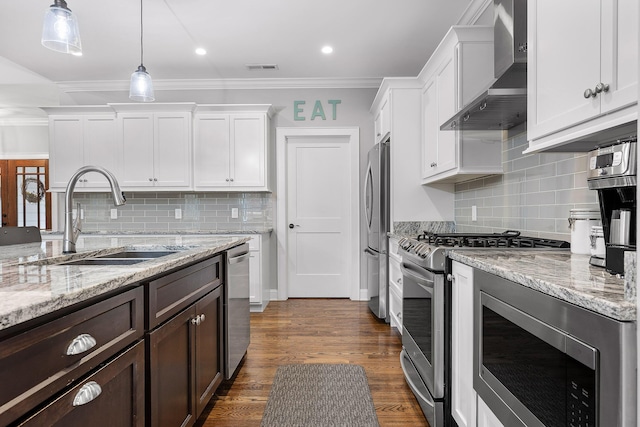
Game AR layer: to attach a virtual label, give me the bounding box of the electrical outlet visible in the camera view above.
[472,205,477,222]
[175,208,182,219]
[110,209,118,220]
[231,208,239,219]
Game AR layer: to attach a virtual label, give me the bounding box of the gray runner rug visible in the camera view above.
[260,364,380,427]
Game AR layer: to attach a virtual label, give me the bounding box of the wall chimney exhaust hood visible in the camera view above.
[441,0,527,131]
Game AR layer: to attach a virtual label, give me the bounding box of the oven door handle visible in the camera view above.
[401,262,435,292]
[400,349,436,407]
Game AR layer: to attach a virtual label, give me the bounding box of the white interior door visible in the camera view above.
[277,128,360,300]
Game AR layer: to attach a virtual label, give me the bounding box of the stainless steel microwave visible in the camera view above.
[473,268,636,427]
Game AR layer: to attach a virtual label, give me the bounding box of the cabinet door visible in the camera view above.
[230,114,265,187]
[249,249,261,304]
[120,115,155,188]
[451,261,476,427]
[193,115,231,187]
[49,117,84,188]
[600,0,638,114]
[154,113,191,188]
[20,340,145,427]
[422,78,439,178]
[148,306,196,427]
[528,0,601,140]
[83,117,119,188]
[194,286,224,417]
[434,57,456,175]
[374,93,390,142]
[477,396,505,427]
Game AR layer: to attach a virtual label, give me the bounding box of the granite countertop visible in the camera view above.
[41,228,273,236]
[0,235,250,332]
[448,249,635,322]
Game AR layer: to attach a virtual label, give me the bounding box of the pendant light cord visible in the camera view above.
[139,0,144,66]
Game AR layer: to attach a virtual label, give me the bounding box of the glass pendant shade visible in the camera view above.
[129,65,155,102]
[41,1,82,55]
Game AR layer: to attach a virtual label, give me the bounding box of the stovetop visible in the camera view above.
[397,230,570,272]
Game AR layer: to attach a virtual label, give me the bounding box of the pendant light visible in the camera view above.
[129,0,155,102]
[41,0,82,55]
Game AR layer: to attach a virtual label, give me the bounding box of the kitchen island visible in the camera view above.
[0,235,249,426]
[1,234,250,331]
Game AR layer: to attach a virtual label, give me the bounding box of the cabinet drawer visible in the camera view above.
[389,285,403,333]
[147,256,222,329]
[20,340,145,427]
[0,287,144,426]
[389,256,402,294]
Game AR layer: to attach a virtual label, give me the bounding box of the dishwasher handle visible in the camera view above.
[228,252,249,265]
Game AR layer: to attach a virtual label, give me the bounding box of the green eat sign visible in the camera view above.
[293,100,341,121]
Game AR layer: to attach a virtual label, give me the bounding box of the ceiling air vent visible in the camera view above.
[245,64,279,71]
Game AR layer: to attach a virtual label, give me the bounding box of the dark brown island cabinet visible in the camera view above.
[0,253,225,427]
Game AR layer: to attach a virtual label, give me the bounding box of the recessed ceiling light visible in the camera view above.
[321,46,333,54]
[71,51,83,57]
[195,48,207,56]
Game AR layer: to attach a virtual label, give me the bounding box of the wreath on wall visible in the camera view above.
[22,177,46,204]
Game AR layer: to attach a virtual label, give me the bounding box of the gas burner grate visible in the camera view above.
[417,231,569,249]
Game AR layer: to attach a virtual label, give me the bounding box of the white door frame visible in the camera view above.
[276,127,360,301]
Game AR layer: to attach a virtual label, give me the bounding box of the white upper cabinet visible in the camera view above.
[419,26,503,184]
[117,110,192,189]
[193,105,273,191]
[371,79,455,225]
[373,91,391,142]
[526,0,638,153]
[45,106,119,191]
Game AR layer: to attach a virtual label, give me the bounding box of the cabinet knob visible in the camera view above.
[229,178,234,182]
[200,314,205,323]
[225,178,230,182]
[450,121,457,129]
[191,315,202,326]
[447,273,454,282]
[153,178,158,182]
[72,381,102,406]
[397,278,402,283]
[66,333,97,356]
[595,82,609,94]
[148,178,153,182]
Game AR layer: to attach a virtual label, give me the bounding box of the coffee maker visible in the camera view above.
[587,137,637,275]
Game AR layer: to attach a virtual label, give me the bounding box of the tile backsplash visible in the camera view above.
[69,192,273,232]
[454,127,599,241]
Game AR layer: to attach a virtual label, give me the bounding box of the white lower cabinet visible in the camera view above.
[388,237,402,332]
[228,233,272,312]
[477,396,504,427]
[451,261,476,427]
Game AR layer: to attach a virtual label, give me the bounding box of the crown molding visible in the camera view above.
[0,118,48,126]
[56,77,383,93]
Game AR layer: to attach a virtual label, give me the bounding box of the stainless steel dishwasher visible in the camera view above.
[225,243,250,379]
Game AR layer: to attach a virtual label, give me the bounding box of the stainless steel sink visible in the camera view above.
[58,250,178,266]
[97,251,178,259]
[60,258,150,266]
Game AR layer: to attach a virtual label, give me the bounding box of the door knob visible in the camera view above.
[289,224,299,229]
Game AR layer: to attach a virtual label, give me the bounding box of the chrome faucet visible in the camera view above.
[63,166,126,253]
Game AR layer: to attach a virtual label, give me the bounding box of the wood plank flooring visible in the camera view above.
[195,298,429,427]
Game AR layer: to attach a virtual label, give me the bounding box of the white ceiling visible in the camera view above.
[0,0,472,85]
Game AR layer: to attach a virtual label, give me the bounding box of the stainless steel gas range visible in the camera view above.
[397,231,570,427]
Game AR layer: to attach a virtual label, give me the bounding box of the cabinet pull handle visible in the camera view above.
[397,278,402,283]
[72,381,102,406]
[66,333,97,356]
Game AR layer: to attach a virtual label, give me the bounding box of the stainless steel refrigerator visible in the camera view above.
[364,134,390,322]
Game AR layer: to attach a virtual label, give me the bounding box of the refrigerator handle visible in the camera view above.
[363,163,373,231]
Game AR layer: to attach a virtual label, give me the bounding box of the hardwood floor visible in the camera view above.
[195,299,429,427]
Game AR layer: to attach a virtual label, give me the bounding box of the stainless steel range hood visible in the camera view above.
[441,0,527,131]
